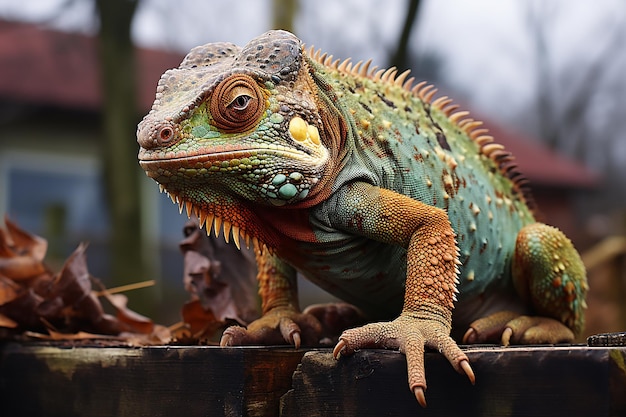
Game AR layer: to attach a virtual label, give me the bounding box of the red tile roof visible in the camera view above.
[0,19,183,112]
[0,19,598,188]
[482,119,599,188]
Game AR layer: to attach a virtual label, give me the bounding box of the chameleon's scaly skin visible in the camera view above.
[137,30,588,405]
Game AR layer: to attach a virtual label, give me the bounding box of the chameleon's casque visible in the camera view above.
[138,30,587,406]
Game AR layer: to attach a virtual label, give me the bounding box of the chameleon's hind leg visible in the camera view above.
[464,223,588,345]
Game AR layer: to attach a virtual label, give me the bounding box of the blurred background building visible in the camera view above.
[0,0,623,334]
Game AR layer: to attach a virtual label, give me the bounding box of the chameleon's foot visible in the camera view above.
[220,307,322,348]
[463,311,575,346]
[303,302,367,343]
[333,313,475,408]
[513,223,587,336]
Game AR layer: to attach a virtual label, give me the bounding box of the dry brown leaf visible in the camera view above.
[181,299,225,339]
[0,275,19,304]
[105,293,154,335]
[0,256,47,280]
[0,218,166,344]
[0,228,13,258]
[120,324,172,346]
[3,216,48,261]
[44,243,127,335]
[24,329,127,341]
[183,251,242,322]
[150,324,173,344]
[0,313,17,328]
[50,242,91,304]
[0,288,45,329]
[180,219,258,324]
[0,217,48,280]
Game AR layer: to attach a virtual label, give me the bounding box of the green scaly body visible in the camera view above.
[286,55,536,325]
[137,30,587,405]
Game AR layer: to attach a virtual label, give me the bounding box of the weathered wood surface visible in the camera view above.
[0,343,305,417]
[281,345,626,417]
[0,342,625,417]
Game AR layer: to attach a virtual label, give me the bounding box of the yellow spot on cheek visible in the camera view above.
[307,124,321,145]
[289,117,308,142]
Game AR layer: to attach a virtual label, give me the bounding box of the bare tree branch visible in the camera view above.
[390,0,422,71]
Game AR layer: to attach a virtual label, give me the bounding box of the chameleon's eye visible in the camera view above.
[230,94,252,111]
[210,74,265,133]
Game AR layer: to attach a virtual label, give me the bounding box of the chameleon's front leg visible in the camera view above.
[220,246,322,348]
[330,183,474,407]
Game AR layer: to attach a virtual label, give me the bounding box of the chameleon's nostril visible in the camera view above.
[159,126,174,143]
[136,119,177,149]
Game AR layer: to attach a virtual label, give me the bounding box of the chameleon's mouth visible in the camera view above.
[138,147,318,253]
[138,147,321,172]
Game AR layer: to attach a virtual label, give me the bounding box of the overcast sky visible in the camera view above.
[2,0,625,175]
[0,0,614,123]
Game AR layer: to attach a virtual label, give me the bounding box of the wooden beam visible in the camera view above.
[0,343,624,416]
[0,343,304,417]
[282,345,626,417]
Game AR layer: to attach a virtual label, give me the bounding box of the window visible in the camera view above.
[0,151,108,264]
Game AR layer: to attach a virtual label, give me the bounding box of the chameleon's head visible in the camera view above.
[138,30,338,215]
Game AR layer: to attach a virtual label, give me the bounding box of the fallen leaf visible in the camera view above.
[49,242,91,305]
[105,293,154,335]
[0,256,47,280]
[0,275,19,304]
[181,299,224,340]
[179,219,259,335]
[0,313,17,328]
[3,216,48,261]
[0,218,171,345]
[0,288,45,329]
[25,329,126,341]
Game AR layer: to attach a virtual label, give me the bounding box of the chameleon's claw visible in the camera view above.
[465,313,576,347]
[462,327,477,344]
[460,359,476,384]
[279,317,304,348]
[413,387,427,408]
[332,339,347,359]
[220,333,233,347]
[219,310,321,348]
[501,327,513,346]
[292,331,301,349]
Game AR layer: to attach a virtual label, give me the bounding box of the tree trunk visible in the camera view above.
[272,0,298,33]
[95,1,146,296]
[390,0,422,71]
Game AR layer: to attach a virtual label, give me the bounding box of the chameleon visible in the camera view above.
[137,30,588,406]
